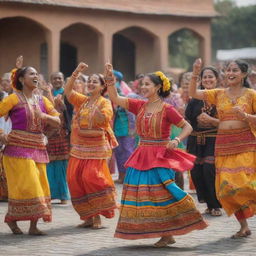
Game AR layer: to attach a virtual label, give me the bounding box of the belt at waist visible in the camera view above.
[139,138,169,146]
[190,129,217,145]
[8,130,47,150]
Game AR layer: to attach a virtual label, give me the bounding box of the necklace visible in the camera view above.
[226,88,246,105]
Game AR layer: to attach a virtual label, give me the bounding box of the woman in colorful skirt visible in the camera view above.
[104,63,208,247]
[189,58,256,238]
[185,66,222,216]
[0,56,60,235]
[64,63,118,229]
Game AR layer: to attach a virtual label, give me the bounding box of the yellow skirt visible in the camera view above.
[3,156,52,222]
[215,128,256,217]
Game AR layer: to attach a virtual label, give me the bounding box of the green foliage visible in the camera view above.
[212,1,256,60]
[168,29,200,71]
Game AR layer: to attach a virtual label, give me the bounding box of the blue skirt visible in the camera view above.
[47,160,70,200]
[114,167,207,240]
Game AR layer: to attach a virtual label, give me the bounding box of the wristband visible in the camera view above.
[173,137,181,144]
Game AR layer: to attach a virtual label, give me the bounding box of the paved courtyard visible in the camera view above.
[0,178,255,256]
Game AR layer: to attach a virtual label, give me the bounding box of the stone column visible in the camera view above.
[102,32,113,64]
[158,34,169,71]
[46,29,60,75]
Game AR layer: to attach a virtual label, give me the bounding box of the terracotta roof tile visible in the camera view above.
[0,0,218,17]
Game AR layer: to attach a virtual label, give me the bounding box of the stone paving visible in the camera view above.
[0,178,255,256]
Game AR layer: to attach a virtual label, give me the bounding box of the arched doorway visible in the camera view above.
[0,17,47,76]
[112,26,158,81]
[60,23,102,77]
[168,29,203,71]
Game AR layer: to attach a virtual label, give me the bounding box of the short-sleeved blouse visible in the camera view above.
[124,98,195,171]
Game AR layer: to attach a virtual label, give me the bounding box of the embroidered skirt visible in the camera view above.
[67,157,117,220]
[114,167,208,240]
[215,128,256,217]
[3,156,51,222]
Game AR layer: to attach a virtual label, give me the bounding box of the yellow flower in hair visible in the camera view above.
[155,71,172,92]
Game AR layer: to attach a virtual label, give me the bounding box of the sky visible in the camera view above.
[233,0,256,6]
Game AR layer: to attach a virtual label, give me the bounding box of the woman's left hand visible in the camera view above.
[232,106,247,120]
[167,140,179,150]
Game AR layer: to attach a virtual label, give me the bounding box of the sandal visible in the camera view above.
[204,208,212,214]
[211,208,222,217]
[154,236,176,248]
[231,229,251,239]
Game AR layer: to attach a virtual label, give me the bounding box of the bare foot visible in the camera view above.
[28,228,46,236]
[154,236,176,247]
[92,215,102,229]
[77,218,93,228]
[7,222,23,235]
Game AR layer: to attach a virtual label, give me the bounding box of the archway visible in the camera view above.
[112,26,158,82]
[168,28,203,71]
[0,17,47,76]
[60,23,102,77]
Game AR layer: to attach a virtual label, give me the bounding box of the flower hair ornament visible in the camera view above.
[155,71,172,92]
[11,68,19,90]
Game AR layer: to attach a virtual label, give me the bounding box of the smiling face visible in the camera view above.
[225,62,246,87]
[140,76,160,99]
[51,72,64,89]
[20,67,39,90]
[86,74,104,96]
[201,69,218,89]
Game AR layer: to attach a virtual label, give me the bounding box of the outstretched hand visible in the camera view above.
[193,58,202,76]
[104,63,115,85]
[16,55,23,69]
[76,62,88,73]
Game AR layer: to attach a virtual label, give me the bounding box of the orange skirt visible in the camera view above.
[67,157,117,220]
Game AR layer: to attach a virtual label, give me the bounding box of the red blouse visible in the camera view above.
[124,98,195,171]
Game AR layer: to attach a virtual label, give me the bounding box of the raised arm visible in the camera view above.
[104,63,128,109]
[64,62,88,99]
[189,58,205,100]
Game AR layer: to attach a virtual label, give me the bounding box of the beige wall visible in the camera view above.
[0,2,213,80]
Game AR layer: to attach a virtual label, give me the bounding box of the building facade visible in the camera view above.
[0,0,217,80]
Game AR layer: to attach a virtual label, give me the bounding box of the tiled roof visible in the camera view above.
[0,0,218,17]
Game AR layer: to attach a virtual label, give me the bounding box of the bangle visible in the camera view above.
[243,113,249,121]
[173,137,181,144]
[192,74,199,79]
[72,72,79,78]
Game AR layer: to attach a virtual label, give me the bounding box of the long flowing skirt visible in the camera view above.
[3,156,51,222]
[46,160,70,200]
[215,128,256,218]
[114,167,208,240]
[67,157,117,220]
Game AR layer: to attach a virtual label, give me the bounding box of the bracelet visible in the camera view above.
[173,137,181,144]
[72,72,79,78]
[242,113,249,121]
[192,74,199,79]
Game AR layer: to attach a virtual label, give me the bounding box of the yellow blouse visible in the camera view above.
[204,88,256,136]
[68,91,117,159]
[204,88,256,121]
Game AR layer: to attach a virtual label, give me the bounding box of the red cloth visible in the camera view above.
[125,145,195,172]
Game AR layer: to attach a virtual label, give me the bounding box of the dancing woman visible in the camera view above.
[0,56,60,235]
[189,58,256,238]
[64,63,118,229]
[185,66,222,216]
[104,63,207,247]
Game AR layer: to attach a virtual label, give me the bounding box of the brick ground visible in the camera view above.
[0,177,255,256]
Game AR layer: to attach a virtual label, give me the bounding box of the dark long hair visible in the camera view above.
[13,67,31,90]
[234,59,250,88]
[199,66,219,89]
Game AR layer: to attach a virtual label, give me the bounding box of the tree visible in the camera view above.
[212,0,256,60]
